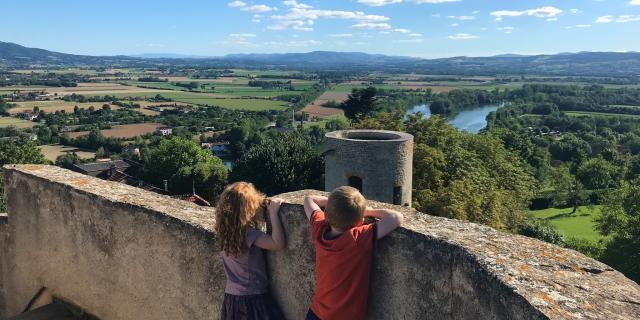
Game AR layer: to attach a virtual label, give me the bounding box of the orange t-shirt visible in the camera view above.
[309,210,377,320]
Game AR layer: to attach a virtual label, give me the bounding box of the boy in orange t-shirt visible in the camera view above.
[303,186,404,320]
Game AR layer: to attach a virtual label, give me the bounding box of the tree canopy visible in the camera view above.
[0,139,47,211]
[143,137,228,202]
[230,132,323,195]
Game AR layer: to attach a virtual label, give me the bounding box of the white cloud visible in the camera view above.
[229,33,257,38]
[282,0,312,9]
[448,33,479,40]
[223,33,259,47]
[228,1,246,8]
[575,24,592,28]
[409,32,422,37]
[352,22,392,29]
[596,15,613,23]
[414,0,459,3]
[450,23,459,27]
[458,16,475,20]
[596,14,640,23]
[394,38,425,43]
[241,4,273,13]
[497,26,514,34]
[357,0,403,6]
[632,0,640,5]
[618,15,640,22]
[328,33,353,37]
[263,40,321,47]
[269,2,391,31]
[491,6,562,21]
[394,28,411,33]
[570,9,581,14]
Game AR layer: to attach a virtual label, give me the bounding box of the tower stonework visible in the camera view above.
[324,130,413,206]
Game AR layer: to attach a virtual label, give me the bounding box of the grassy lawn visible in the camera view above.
[0,116,36,128]
[528,206,605,242]
[565,111,640,118]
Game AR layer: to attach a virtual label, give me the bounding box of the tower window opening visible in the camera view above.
[348,176,363,193]
[393,186,402,205]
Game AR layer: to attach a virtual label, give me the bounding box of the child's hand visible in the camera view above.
[267,198,285,216]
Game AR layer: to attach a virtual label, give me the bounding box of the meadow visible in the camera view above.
[528,206,604,243]
[9,100,119,114]
[0,116,36,128]
[66,123,165,139]
[38,144,96,162]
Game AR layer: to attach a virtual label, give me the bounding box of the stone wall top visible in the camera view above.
[3,165,640,319]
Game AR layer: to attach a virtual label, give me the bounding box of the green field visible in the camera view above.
[125,81,312,98]
[106,91,288,110]
[565,111,640,118]
[528,206,604,242]
[0,116,36,128]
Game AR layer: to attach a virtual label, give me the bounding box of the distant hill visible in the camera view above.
[1,41,640,76]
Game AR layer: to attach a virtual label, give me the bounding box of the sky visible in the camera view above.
[1,0,639,58]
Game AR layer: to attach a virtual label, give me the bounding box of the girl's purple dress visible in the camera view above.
[220,228,284,320]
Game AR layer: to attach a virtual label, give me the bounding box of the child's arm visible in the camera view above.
[365,208,404,240]
[303,195,328,220]
[254,198,286,250]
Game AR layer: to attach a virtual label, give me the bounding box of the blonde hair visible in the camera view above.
[215,182,265,256]
[325,186,367,230]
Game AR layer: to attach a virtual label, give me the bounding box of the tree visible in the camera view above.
[342,86,378,120]
[324,115,350,131]
[576,158,621,190]
[552,165,587,213]
[354,112,404,131]
[143,137,228,202]
[429,99,451,115]
[55,152,80,169]
[0,139,47,211]
[407,116,535,231]
[231,132,324,195]
[597,182,640,283]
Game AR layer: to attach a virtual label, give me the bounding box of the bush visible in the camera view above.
[563,237,606,260]
[519,219,564,245]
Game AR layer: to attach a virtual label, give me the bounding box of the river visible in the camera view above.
[405,103,503,133]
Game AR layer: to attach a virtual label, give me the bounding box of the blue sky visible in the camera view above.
[1,0,639,58]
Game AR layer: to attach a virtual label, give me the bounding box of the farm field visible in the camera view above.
[39,144,96,162]
[528,206,604,243]
[66,123,165,139]
[303,91,348,119]
[109,91,288,111]
[42,83,170,96]
[0,116,36,128]
[9,100,120,114]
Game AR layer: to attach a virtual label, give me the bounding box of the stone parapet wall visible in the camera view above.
[0,213,7,320]
[2,165,640,320]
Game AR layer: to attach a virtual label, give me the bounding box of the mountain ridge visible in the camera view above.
[1,41,640,76]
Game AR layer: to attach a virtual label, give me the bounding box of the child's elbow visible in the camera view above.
[394,212,404,227]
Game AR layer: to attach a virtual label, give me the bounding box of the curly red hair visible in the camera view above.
[215,182,265,256]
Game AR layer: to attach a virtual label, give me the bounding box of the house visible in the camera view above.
[209,141,229,155]
[156,127,173,136]
[72,159,141,178]
[35,94,50,101]
[19,111,39,121]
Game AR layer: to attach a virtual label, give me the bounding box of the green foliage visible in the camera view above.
[342,86,378,120]
[563,237,606,260]
[552,165,588,212]
[576,158,621,190]
[324,115,350,131]
[519,218,564,245]
[0,139,47,211]
[353,112,404,131]
[143,137,228,202]
[597,182,640,282]
[231,132,323,195]
[408,116,535,231]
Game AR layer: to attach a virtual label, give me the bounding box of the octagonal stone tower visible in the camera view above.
[324,130,413,206]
